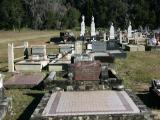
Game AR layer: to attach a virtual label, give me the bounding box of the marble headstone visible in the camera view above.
[128,21,132,38]
[80,15,85,36]
[109,23,115,39]
[91,16,96,37]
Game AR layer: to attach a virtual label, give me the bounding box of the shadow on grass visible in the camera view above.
[17,92,44,120]
[137,91,160,109]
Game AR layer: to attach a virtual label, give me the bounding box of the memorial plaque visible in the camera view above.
[72,61,101,81]
[92,41,106,52]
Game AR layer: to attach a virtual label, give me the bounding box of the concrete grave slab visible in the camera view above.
[42,90,140,117]
[4,73,45,88]
[107,50,127,58]
[49,60,71,72]
[15,60,49,72]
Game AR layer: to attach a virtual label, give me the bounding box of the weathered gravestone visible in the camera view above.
[106,40,120,50]
[80,15,85,37]
[72,61,101,81]
[109,23,115,40]
[92,41,106,52]
[91,16,96,37]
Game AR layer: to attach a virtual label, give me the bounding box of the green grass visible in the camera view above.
[4,89,46,120]
[116,51,160,91]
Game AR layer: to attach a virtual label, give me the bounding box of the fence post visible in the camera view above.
[8,43,14,72]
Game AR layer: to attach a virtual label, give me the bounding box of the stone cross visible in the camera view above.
[109,22,115,39]
[91,16,96,37]
[80,15,85,36]
[128,21,132,38]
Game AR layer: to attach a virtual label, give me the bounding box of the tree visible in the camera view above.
[63,7,80,29]
[0,0,24,30]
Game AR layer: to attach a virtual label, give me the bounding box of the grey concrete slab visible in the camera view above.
[42,90,140,117]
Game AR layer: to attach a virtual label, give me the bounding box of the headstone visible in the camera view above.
[72,61,101,81]
[91,16,96,37]
[128,21,132,38]
[80,15,85,36]
[106,40,119,50]
[109,22,115,39]
[75,41,83,54]
[31,45,47,60]
[92,41,106,52]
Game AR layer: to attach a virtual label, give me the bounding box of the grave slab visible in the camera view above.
[15,60,49,72]
[4,73,45,88]
[49,60,71,72]
[42,90,140,117]
[107,50,127,58]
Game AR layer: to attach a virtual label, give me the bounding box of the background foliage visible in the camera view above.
[0,0,160,30]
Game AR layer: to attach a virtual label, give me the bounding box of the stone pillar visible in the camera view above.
[8,43,14,72]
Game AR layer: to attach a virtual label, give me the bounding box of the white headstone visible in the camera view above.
[80,15,85,36]
[91,16,96,37]
[75,41,83,54]
[128,21,132,38]
[0,74,3,89]
[109,22,115,39]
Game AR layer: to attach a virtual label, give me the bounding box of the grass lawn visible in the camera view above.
[0,30,160,119]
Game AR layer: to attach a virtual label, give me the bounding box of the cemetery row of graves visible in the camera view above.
[1,16,160,120]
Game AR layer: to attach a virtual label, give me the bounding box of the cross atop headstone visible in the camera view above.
[80,15,85,36]
[128,21,132,38]
[109,22,115,40]
[91,16,96,37]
